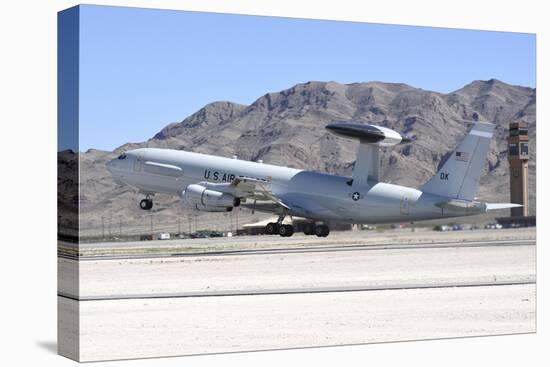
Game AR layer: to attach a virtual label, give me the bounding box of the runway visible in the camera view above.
[59,279,534,301]
[61,284,535,361]
[59,227,535,258]
[59,236,535,299]
[58,228,536,361]
[60,238,534,261]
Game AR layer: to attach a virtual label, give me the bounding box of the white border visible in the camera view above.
[0,0,546,366]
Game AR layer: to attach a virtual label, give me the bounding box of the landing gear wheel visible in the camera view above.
[315,224,329,237]
[303,223,315,235]
[279,224,294,237]
[265,222,279,235]
[140,198,153,210]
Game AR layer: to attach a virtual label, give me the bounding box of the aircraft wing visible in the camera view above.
[273,192,335,218]
[230,177,331,217]
[198,176,287,207]
[202,176,331,218]
[229,176,286,204]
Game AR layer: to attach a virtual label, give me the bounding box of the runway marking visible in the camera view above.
[58,239,535,261]
[58,279,535,302]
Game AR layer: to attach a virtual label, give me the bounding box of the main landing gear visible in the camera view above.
[265,214,294,237]
[139,195,153,210]
[265,216,330,237]
[265,216,294,237]
[303,222,330,237]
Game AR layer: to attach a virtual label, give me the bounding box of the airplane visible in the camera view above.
[106,121,520,237]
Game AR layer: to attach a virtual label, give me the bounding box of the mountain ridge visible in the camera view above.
[76,79,536,234]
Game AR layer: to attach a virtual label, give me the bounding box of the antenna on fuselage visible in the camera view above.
[325,121,412,187]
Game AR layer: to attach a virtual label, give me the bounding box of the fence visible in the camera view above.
[78,208,268,242]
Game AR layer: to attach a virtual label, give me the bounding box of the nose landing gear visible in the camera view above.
[139,195,153,210]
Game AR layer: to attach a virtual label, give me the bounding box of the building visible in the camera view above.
[496,121,535,229]
[507,121,529,217]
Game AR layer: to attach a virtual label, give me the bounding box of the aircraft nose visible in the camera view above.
[106,158,116,172]
[400,135,413,144]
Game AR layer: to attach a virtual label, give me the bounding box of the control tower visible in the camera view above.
[507,121,529,216]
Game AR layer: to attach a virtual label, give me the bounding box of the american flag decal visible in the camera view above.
[455,151,470,162]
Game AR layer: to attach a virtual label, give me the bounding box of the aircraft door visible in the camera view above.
[400,195,410,215]
[133,153,143,172]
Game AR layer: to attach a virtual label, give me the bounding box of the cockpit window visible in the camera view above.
[118,153,127,160]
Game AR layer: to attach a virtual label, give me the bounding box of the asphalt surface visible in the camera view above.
[58,237,535,300]
[58,230,536,361]
[59,279,534,301]
[59,238,535,261]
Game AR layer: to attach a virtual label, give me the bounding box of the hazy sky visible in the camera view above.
[78,5,536,151]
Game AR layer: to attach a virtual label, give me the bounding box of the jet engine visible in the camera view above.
[181,184,240,212]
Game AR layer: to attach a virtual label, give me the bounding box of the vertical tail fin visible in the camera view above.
[420,121,495,200]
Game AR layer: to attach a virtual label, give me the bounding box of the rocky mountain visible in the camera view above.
[75,79,536,238]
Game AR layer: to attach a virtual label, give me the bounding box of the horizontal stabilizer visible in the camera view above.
[434,200,523,215]
[434,199,485,215]
[485,203,523,210]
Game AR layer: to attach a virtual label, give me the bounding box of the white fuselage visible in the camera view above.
[107,148,482,224]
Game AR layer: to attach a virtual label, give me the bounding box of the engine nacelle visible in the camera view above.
[195,204,234,212]
[181,184,240,212]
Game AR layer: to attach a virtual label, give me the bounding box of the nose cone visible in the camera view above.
[400,135,413,144]
[106,158,116,173]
